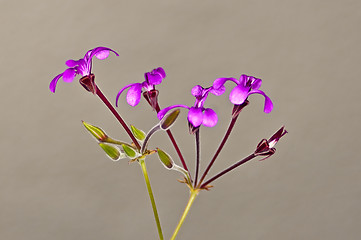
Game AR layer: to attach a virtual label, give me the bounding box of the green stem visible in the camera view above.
[139,159,164,240]
[170,189,199,240]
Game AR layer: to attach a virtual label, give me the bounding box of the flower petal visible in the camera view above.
[157,104,190,120]
[251,78,262,90]
[188,107,203,127]
[210,85,226,96]
[191,85,203,97]
[213,77,237,89]
[239,74,248,86]
[49,73,63,93]
[126,84,142,106]
[145,72,163,85]
[65,59,81,67]
[95,50,110,60]
[155,67,166,78]
[115,83,139,107]
[202,108,218,127]
[88,47,119,60]
[229,84,250,105]
[62,68,76,82]
[248,89,273,113]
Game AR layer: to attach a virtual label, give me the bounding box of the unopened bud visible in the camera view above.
[130,125,146,141]
[160,109,180,130]
[156,148,174,169]
[99,143,124,161]
[122,144,139,159]
[82,121,108,142]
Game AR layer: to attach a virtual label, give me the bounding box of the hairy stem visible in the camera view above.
[155,103,190,177]
[200,153,256,189]
[197,114,239,187]
[96,86,141,150]
[139,159,164,240]
[170,189,199,240]
[194,130,200,187]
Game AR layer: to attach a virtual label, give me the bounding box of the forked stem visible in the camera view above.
[139,159,164,240]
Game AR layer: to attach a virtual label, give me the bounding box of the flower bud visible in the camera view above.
[160,109,180,130]
[156,148,174,169]
[130,125,146,141]
[122,144,139,159]
[254,126,287,160]
[82,121,108,142]
[99,143,124,161]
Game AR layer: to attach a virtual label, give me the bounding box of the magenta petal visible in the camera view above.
[202,108,218,127]
[49,73,63,93]
[65,59,81,67]
[229,85,249,105]
[188,107,203,127]
[146,72,163,85]
[126,84,142,106]
[251,78,262,90]
[155,67,166,78]
[213,77,237,89]
[248,89,273,113]
[89,47,119,60]
[62,68,76,82]
[191,85,203,97]
[95,50,110,60]
[239,75,248,86]
[115,83,138,107]
[210,85,226,96]
[157,104,189,120]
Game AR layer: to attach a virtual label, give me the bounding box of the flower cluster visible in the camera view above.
[49,46,286,240]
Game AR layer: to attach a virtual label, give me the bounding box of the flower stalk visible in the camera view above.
[170,189,199,240]
[139,158,164,240]
[197,102,248,187]
[194,129,200,187]
[155,102,191,177]
[95,86,142,150]
[200,153,256,189]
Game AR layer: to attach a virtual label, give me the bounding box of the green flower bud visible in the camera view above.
[160,109,180,130]
[82,121,108,142]
[130,125,146,141]
[122,144,138,159]
[156,148,174,169]
[99,143,124,161]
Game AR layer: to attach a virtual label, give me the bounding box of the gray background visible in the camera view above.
[1,0,360,239]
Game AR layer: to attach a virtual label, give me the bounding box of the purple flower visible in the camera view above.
[213,74,273,113]
[157,85,225,129]
[115,67,166,107]
[49,47,119,93]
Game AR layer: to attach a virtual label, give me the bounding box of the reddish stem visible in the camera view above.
[200,153,256,189]
[197,113,239,187]
[96,86,141,150]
